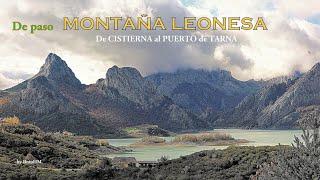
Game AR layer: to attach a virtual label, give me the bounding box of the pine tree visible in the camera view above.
[255,106,320,180]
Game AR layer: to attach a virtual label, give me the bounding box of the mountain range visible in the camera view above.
[0,54,206,137]
[0,53,319,136]
[147,69,263,115]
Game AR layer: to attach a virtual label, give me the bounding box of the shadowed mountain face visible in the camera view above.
[147,69,263,115]
[0,53,207,136]
[213,63,320,129]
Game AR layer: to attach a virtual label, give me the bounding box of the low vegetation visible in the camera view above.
[0,123,126,179]
[129,132,248,147]
[172,132,248,146]
[2,107,320,179]
[173,132,234,142]
[114,146,286,179]
[255,106,320,179]
[0,122,303,179]
[130,136,166,147]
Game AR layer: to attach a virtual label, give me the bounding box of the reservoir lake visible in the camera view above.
[106,129,302,161]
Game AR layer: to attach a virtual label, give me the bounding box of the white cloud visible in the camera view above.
[274,0,320,19]
[0,0,319,89]
[186,0,320,79]
[0,73,23,89]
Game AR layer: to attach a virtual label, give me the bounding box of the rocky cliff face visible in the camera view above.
[93,65,207,131]
[214,63,320,129]
[147,69,263,114]
[98,66,159,107]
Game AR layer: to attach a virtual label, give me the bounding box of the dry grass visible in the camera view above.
[1,116,21,126]
[96,139,109,146]
[0,98,9,105]
[141,136,166,144]
[173,132,234,143]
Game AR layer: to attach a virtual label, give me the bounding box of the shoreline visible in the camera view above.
[128,139,250,147]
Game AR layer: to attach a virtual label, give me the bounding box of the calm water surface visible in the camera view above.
[106,129,302,161]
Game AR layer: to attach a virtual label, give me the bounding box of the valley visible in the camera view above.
[0,53,262,137]
[1,53,320,179]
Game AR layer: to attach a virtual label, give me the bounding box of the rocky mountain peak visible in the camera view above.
[106,65,143,80]
[105,66,146,87]
[101,66,157,106]
[35,53,82,88]
[45,53,63,64]
[309,62,320,74]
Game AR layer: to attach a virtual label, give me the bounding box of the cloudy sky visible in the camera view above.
[0,0,319,89]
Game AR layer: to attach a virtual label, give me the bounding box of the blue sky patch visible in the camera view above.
[307,13,320,25]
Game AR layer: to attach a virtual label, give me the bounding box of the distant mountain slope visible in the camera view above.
[0,53,206,136]
[258,63,320,128]
[212,81,293,128]
[213,63,320,129]
[147,69,263,114]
